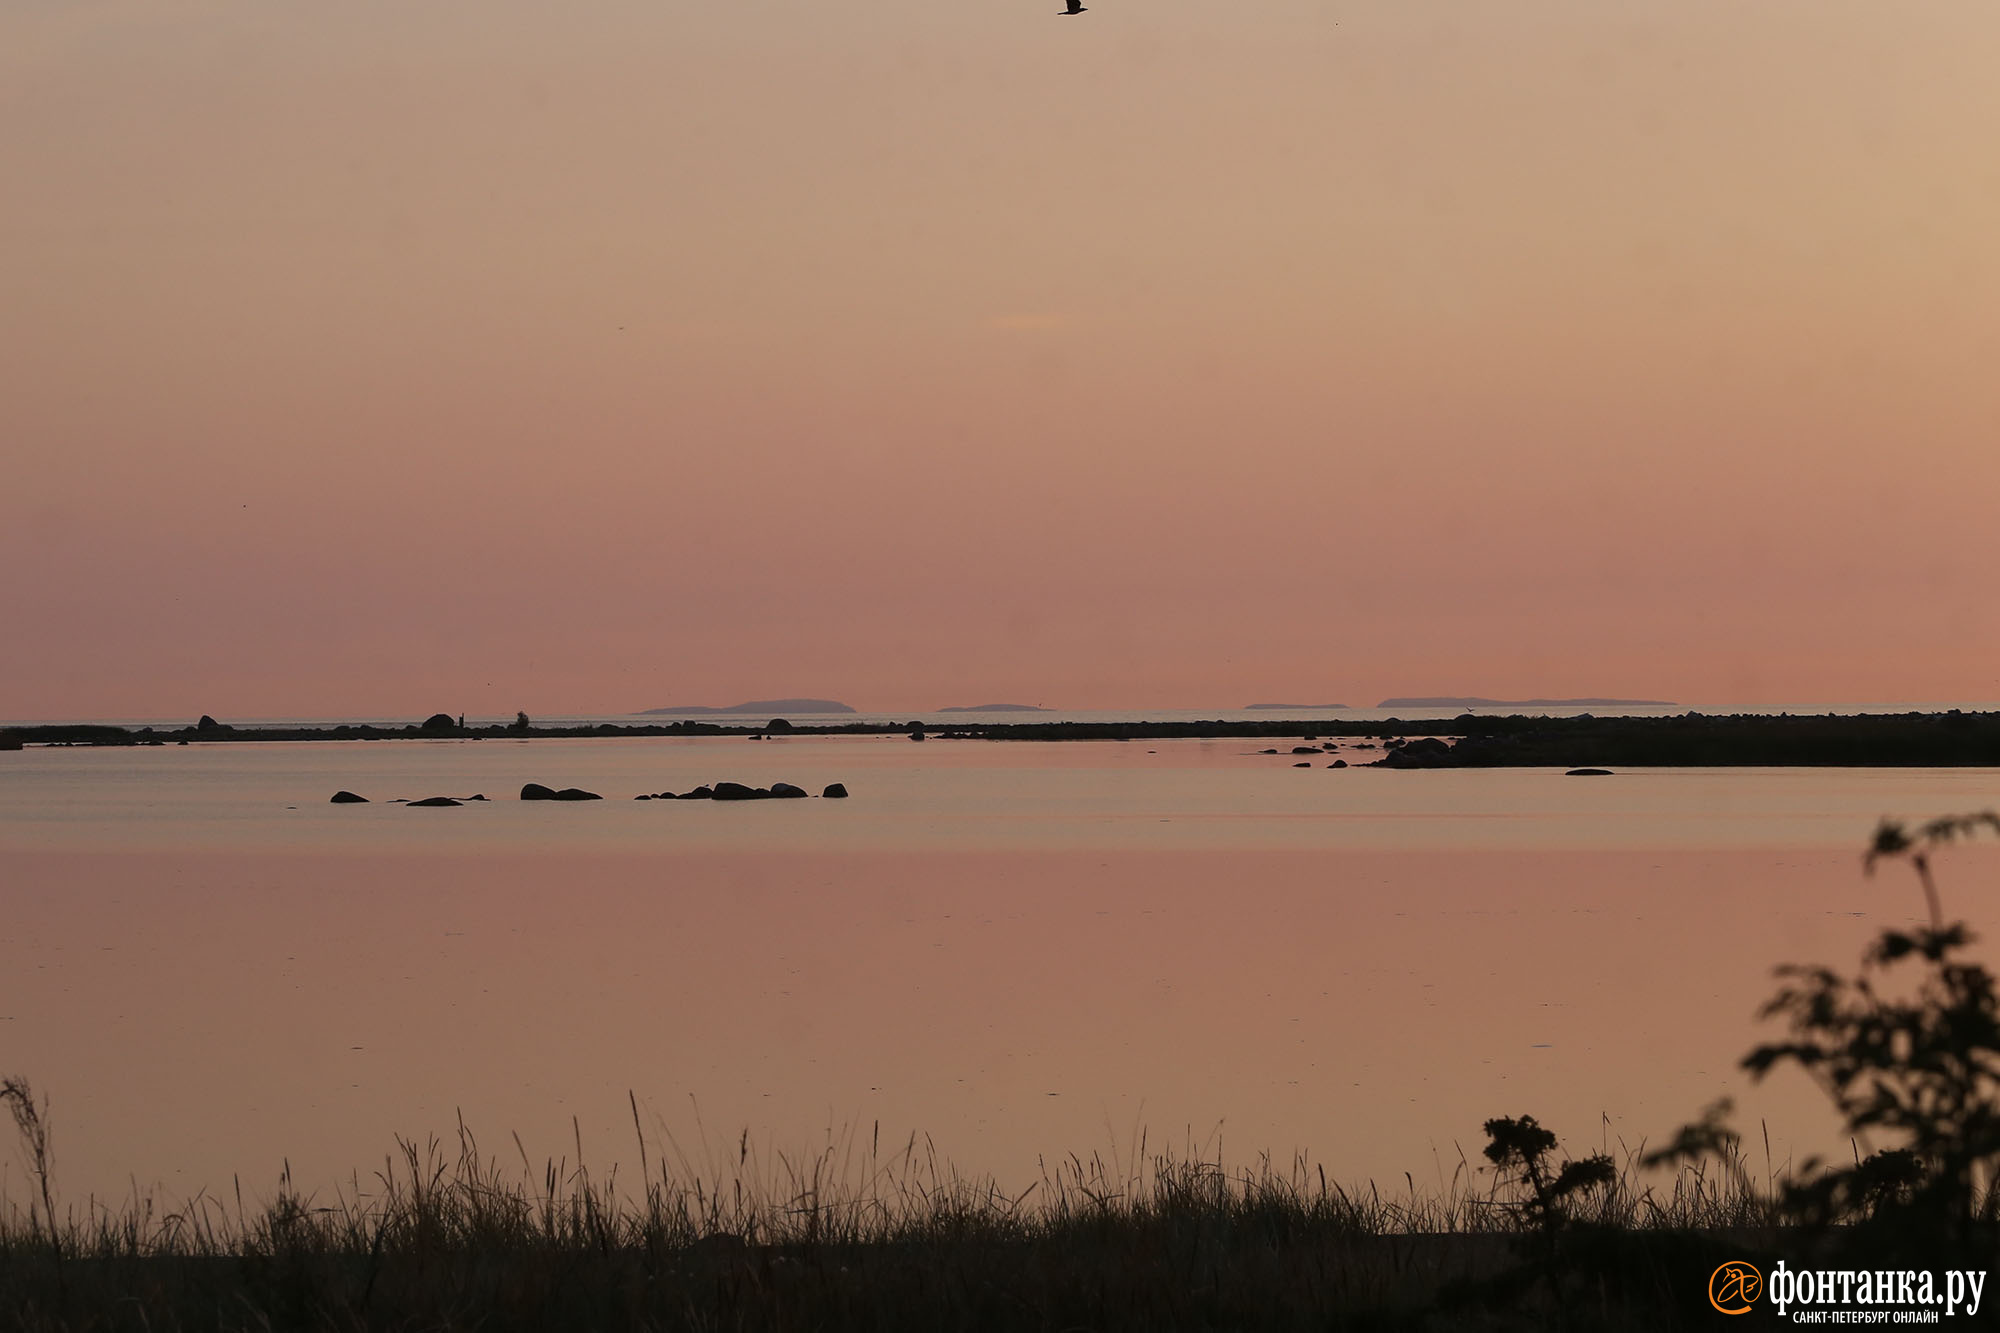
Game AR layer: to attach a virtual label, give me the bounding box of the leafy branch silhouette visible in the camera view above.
[1727,812,2000,1250]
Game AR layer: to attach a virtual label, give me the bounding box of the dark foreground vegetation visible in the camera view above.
[4,817,1998,1329]
[0,1116,1796,1333]
[9,708,2000,766]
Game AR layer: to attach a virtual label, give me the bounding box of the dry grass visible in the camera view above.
[0,1088,1795,1332]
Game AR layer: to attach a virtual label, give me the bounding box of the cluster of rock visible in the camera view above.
[333,782,851,804]
[637,782,847,801]
[1258,742,1350,769]
[1369,738,1456,769]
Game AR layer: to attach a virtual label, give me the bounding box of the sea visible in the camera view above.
[4,706,1999,1210]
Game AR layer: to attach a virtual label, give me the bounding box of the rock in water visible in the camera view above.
[520,783,558,800]
[408,796,462,807]
[770,782,808,799]
[1565,768,1614,777]
[712,782,766,801]
[1375,737,1455,769]
[822,783,849,799]
[421,713,457,735]
[679,786,715,800]
[552,788,601,801]
[329,790,369,803]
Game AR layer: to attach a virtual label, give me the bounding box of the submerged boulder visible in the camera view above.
[330,790,370,804]
[770,782,808,799]
[553,788,601,801]
[712,782,765,801]
[822,783,849,799]
[408,796,462,807]
[679,786,715,800]
[521,783,558,800]
[1565,768,1614,777]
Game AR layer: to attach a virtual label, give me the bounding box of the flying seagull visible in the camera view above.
[1061,0,1086,12]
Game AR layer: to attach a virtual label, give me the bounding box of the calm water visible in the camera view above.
[3,736,1998,1207]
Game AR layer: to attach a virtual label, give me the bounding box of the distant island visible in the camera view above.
[937,704,1049,713]
[1245,703,1349,711]
[638,698,857,716]
[1375,696,1676,709]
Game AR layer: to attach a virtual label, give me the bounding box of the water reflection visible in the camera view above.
[0,739,1994,1207]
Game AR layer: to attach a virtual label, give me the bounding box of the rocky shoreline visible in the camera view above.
[6,709,2000,767]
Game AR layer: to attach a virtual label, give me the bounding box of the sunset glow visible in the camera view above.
[7,0,1999,718]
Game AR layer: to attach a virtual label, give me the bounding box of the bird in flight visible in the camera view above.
[1061,0,1086,13]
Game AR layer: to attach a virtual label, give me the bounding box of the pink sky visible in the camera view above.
[5,0,1999,719]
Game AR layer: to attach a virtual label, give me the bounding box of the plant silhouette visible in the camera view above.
[1732,812,2000,1253]
[1480,1115,1615,1233]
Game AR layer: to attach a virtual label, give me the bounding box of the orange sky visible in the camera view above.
[5,0,1999,719]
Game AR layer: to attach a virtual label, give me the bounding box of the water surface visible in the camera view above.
[3,737,1995,1207]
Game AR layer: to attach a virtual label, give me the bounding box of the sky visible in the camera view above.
[5,0,1999,720]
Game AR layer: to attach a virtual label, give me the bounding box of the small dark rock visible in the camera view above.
[1293,761,1311,768]
[465,794,487,801]
[822,783,849,799]
[770,782,808,798]
[1291,746,1319,755]
[1328,760,1347,768]
[330,790,369,803]
[1566,768,1614,777]
[1259,749,1280,755]
[712,782,764,801]
[420,713,457,736]
[409,796,462,807]
[521,783,558,801]
[553,788,601,801]
[634,794,652,800]
[196,714,224,734]
[680,786,715,800]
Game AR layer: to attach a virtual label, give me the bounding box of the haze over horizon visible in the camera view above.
[7,0,1999,719]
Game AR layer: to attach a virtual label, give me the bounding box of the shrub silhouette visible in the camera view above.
[1481,1115,1615,1233]
[1733,812,2000,1251]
